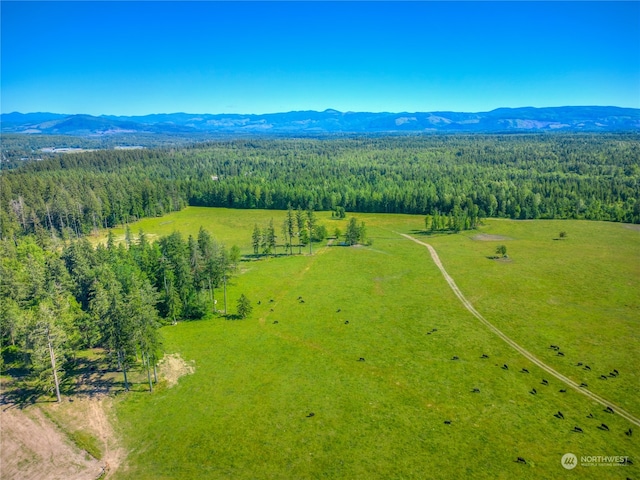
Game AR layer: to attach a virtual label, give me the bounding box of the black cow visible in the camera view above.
[573,426,583,433]
[521,368,529,373]
[554,411,565,419]
[541,379,549,386]
[605,406,614,414]
[515,457,526,464]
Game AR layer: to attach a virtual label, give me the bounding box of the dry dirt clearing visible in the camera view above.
[157,352,195,387]
[471,233,513,241]
[1,352,194,479]
[0,400,107,480]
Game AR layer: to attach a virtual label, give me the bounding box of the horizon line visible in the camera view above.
[3,105,640,118]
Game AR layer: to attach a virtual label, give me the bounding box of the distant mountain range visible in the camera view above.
[2,107,639,135]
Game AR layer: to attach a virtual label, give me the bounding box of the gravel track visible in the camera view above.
[401,233,640,428]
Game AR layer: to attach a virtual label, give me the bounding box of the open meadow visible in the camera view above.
[95,208,638,478]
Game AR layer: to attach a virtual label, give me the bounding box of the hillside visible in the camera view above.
[2,106,639,135]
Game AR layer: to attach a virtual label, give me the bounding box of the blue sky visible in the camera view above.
[1,1,639,115]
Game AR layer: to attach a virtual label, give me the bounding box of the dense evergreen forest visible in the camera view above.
[1,134,639,241]
[0,227,239,399]
[1,133,639,398]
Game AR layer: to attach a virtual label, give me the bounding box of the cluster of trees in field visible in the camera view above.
[0,228,238,399]
[252,205,329,256]
[1,134,639,241]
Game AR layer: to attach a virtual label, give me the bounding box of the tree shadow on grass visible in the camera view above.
[1,382,47,409]
[409,229,456,237]
[1,351,130,408]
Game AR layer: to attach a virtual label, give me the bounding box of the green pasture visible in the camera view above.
[112,208,638,479]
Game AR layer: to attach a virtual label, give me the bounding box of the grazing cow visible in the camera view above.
[270,308,274,312]
[358,357,365,362]
[521,368,529,373]
[608,372,616,378]
[599,423,610,431]
[257,301,261,305]
[502,364,509,370]
[573,426,584,433]
[583,365,591,371]
[587,413,594,418]
[273,321,278,324]
[613,369,619,375]
[307,412,315,418]
[515,457,526,464]
[336,309,341,313]
[599,375,608,380]
[554,411,565,419]
[559,389,567,393]
[576,362,583,366]
[298,296,302,300]
[300,299,305,303]
[605,406,614,414]
[481,354,489,359]
[626,428,633,437]
[557,352,565,357]
[451,356,459,360]
[345,320,349,325]
[530,388,537,395]
[472,388,480,393]
[427,332,431,335]
[541,379,549,386]
[444,420,451,425]
[579,383,588,388]
[269,299,274,303]
[549,345,558,350]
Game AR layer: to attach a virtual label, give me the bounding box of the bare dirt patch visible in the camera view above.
[157,353,195,387]
[0,403,104,480]
[472,234,513,241]
[47,396,127,479]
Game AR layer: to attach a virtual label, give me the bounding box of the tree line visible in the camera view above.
[0,227,238,399]
[1,134,639,242]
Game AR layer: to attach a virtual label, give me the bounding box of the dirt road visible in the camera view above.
[401,233,640,428]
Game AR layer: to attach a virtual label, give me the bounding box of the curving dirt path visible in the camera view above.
[401,233,640,428]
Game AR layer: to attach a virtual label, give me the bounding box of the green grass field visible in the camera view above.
[111,207,639,479]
